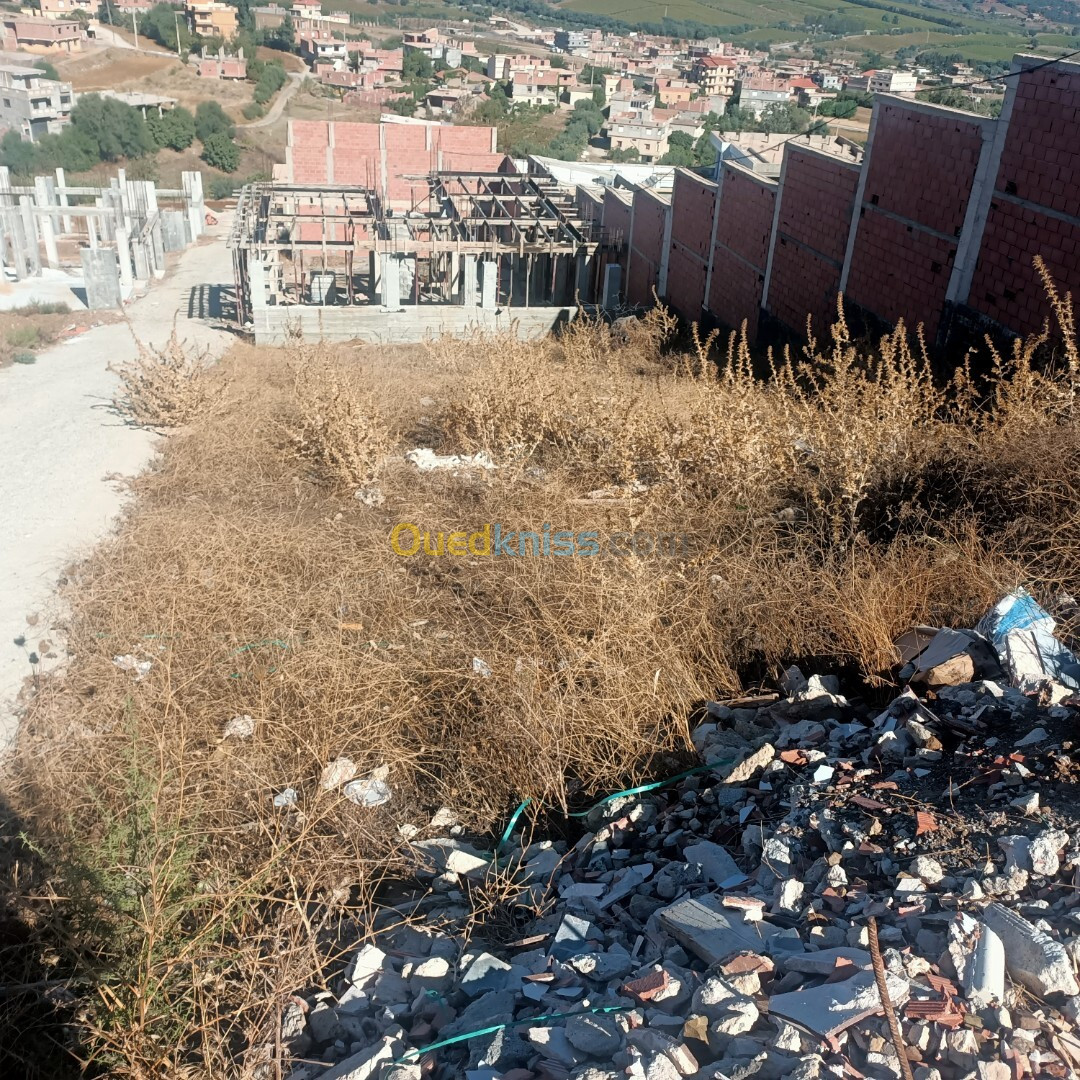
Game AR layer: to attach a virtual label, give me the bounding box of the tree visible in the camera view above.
[139,3,191,53]
[758,102,811,134]
[147,105,195,151]
[402,47,433,81]
[195,100,235,142]
[70,93,152,160]
[267,14,295,52]
[609,145,640,162]
[660,130,696,166]
[33,59,60,81]
[201,132,240,172]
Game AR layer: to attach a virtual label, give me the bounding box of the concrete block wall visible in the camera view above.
[666,170,716,321]
[626,188,670,306]
[841,99,994,343]
[763,146,861,339]
[707,163,776,342]
[962,56,1080,337]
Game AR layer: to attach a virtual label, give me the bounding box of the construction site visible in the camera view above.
[228,169,614,345]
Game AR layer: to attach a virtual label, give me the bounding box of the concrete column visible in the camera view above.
[462,254,477,307]
[132,237,150,286]
[19,197,40,275]
[87,213,98,250]
[80,247,122,309]
[479,259,497,310]
[115,226,133,291]
[553,253,570,306]
[249,257,267,310]
[34,177,59,269]
[574,249,589,304]
[602,263,622,308]
[368,250,381,302]
[381,253,401,309]
[150,218,166,279]
[55,167,73,234]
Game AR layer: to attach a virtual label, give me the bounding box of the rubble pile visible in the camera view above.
[279,593,1080,1080]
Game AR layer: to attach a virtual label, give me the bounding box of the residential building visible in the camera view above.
[561,86,594,107]
[693,55,736,98]
[186,1,238,40]
[507,69,558,107]
[869,70,918,94]
[736,76,790,116]
[253,4,288,30]
[0,62,73,140]
[300,32,347,67]
[605,119,669,162]
[487,53,550,81]
[654,78,693,106]
[815,72,843,91]
[844,70,876,93]
[37,0,82,18]
[553,29,594,54]
[1,16,84,52]
[787,76,829,108]
[194,49,247,79]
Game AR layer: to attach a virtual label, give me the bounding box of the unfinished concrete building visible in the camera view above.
[0,166,206,308]
[230,172,609,344]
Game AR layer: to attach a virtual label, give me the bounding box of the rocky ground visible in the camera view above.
[272,595,1080,1080]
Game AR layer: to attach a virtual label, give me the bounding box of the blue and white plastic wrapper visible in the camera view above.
[975,589,1080,694]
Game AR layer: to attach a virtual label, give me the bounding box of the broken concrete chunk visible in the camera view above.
[411,838,490,877]
[769,970,910,1038]
[657,894,780,966]
[719,743,776,785]
[981,902,1080,997]
[564,1013,624,1057]
[683,840,741,886]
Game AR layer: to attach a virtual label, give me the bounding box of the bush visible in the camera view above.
[201,131,240,173]
[6,325,42,349]
[147,106,195,151]
[241,101,265,121]
[109,329,228,428]
[195,100,235,143]
[208,175,239,198]
[12,351,36,365]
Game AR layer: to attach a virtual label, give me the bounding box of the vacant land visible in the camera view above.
[5,271,1080,1074]
[51,46,179,91]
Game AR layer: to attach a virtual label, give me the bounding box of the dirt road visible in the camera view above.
[241,71,305,129]
[0,220,235,750]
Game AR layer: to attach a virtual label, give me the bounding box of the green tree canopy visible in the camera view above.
[147,106,195,151]
[195,100,235,142]
[201,131,240,172]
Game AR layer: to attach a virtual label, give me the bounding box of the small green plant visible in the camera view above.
[7,325,42,349]
[12,350,36,364]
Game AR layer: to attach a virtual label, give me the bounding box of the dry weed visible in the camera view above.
[110,328,228,428]
[285,343,392,487]
[8,266,1080,1077]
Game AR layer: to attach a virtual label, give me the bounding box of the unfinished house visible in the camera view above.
[229,172,607,344]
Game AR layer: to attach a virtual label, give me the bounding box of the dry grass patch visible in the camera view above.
[7,284,1080,1076]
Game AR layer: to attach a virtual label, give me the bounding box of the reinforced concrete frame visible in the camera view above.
[227,172,606,339]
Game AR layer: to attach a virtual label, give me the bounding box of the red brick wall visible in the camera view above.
[766,147,860,338]
[666,169,716,321]
[706,164,776,341]
[966,62,1080,336]
[846,102,989,342]
[627,188,669,306]
[287,120,499,207]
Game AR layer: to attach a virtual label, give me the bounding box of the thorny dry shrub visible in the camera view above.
[285,342,392,486]
[110,327,229,428]
[7,277,1080,1077]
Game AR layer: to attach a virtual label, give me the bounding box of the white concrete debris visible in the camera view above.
[277,603,1080,1080]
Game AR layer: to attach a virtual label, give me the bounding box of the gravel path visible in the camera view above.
[0,219,235,750]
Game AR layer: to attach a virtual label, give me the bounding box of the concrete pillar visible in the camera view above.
[462,254,477,307]
[34,177,59,269]
[150,218,166,279]
[115,226,133,291]
[80,247,122,309]
[55,167,72,234]
[602,263,622,308]
[132,237,150,286]
[479,259,497,310]
[381,253,401,309]
[182,171,204,240]
[19,197,40,275]
[87,213,98,250]
[553,253,570,306]
[368,250,381,302]
[249,258,267,310]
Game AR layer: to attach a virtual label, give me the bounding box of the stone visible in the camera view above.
[317,1035,401,1080]
[551,913,604,960]
[306,1002,342,1044]
[565,1013,624,1057]
[412,838,490,877]
[408,955,453,993]
[981,902,1080,997]
[997,836,1032,874]
[683,840,741,885]
[769,971,909,1039]
[911,856,945,884]
[722,743,776,785]
[657,894,782,966]
[460,952,512,997]
[774,878,805,914]
[1030,829,1068,878]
